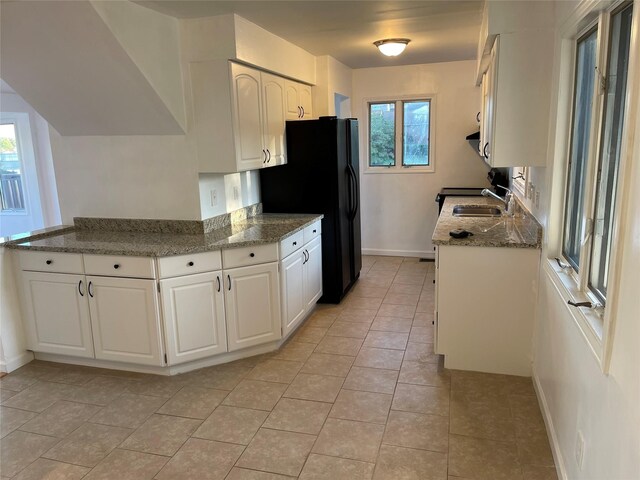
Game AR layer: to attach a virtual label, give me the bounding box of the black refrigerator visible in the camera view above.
[260,116,362,304]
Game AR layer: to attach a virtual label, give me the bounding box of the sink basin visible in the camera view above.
[452,205,503,217]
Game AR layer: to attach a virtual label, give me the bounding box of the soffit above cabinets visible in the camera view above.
[135,0,483,68]
[0,1,186,136]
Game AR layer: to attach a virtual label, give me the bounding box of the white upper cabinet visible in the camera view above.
[476,2,554,168]
[261,72,287,166]
[21,271,94,358]
[190,60,300,173]
[285,80,313,120]
[230,63,265,171]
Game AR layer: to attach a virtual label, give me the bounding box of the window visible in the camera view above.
[0,122,25,211]
[367,97,433,172]
[561,2,633,307]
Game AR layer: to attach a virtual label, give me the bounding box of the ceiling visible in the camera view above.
[135,1,483,68]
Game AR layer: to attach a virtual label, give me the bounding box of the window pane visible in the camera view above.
[589,4,633,302]
[369,102,395,166]
[0,123,25,211]
[402,100,430,166]
[562,30,597,269]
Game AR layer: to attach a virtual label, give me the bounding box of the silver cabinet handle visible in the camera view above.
[227,275,231,291]
[216,276,221,292]
[88,281,94,298]
[483,142,490,159]
[297,106,302,118]
[301,106,305,118]
[262,149,267,164]
[78,280,84,297]
[267,149,271,163]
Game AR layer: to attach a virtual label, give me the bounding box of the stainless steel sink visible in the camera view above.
[452,205,503,217]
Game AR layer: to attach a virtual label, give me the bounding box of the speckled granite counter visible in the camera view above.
[432,197,542,248]
[4,214,323,257]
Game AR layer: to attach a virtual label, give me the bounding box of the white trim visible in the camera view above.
[363,94,436,174]
[362,248,435,259]
[0,350,34,373]
[544,259,603,364]
[533,367,568,480]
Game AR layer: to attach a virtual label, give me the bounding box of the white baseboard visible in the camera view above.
[362,248,435,259]
[533,367,567,480]
[0,350,34,373]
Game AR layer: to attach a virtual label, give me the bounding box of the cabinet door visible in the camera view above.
[483,39,499,167]
[261,72,287,166]
[21,272,93,358]
[303,236,323,310]
[160,271,227,365]
[230,63,266,171]
[87,276,163,366]
[285,80,301,120]
[281,251,306,336]
[298,84,313,119]
[224,263,281,351]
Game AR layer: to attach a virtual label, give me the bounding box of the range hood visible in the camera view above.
[466,131,480,155]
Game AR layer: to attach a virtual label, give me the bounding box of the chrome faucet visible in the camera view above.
[482,186,514,216]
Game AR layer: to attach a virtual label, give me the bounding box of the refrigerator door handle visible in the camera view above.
[350,163,359,218]
[347,164,358,220]
[346,165,355,220]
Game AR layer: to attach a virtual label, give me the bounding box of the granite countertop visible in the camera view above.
[432,197,542,249]
[5,213,323,257]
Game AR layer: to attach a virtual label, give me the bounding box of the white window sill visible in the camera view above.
[364,166,435,174]
[543,258,604,365]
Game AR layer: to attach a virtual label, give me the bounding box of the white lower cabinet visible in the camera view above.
[21,271,94,358]
[281,250,306,336]
[281,234,323,336]
[160,271,227,365]
[87,276,164,366]
[303,236,323,310]
[224,262,281,351]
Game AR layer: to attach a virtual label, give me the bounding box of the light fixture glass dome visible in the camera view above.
[374,38,411,57]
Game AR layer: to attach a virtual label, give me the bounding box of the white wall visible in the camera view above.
[314,55,353,117]
[198,171,261,219]
[352,60,490,257]
[529,1,640,478]
[49,131,202,223]
[91,0,186,130]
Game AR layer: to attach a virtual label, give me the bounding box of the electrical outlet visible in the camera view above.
[576,430,585,470]
[233,186,240,200]
[210,189,217,207]
[528,183,535,200]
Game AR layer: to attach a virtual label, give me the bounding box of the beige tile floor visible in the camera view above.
[0,256,558,480]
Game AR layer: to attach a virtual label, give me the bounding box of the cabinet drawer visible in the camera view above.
[303,221,322,244]
[280,231,304,259]
[19,251,84,274]
[222,243,278,269]
[157,251,222,279]
[84,254,156,279]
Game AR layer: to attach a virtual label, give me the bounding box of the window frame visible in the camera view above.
[549,0,638,372]
[364,94,436,174]
[0,113,33,217]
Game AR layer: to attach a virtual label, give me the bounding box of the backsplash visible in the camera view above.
[74,203,263,235]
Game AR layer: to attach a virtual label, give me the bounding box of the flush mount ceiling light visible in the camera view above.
[373,38,411,57]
